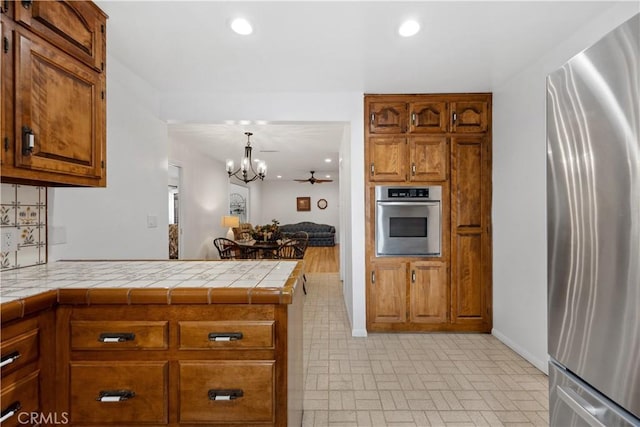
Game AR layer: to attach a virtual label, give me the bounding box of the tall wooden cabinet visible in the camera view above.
[365,93,492,333]
[1,0,107,187]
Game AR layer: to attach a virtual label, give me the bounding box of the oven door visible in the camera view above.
[376,201,441,256]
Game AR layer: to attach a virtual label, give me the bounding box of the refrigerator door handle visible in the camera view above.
[557,386,607,427]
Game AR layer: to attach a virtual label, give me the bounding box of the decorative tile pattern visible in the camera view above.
[0,260,298,300]
[0,184,46,271]
[302,273,550,427]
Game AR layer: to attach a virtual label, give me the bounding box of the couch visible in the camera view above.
[279,221,335,247]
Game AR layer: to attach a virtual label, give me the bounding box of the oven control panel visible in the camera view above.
[376,186,441,201]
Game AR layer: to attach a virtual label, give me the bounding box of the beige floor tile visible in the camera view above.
[301,273,549,426]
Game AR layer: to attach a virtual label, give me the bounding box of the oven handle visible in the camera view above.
[377,201,439,206]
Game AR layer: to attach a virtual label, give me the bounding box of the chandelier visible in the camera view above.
[225,132,267,183]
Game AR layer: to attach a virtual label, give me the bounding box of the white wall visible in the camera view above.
[48,56,168,261]
[258,180,339,237]
[169,141,232,260]
[492,4,638,373]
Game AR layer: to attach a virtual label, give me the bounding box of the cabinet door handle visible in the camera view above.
[96,390,135,402]
[0,351,21,368]
[452,112,457,124]
[370,163,375,175]
[22,126,34,156]
[411,112,416,125]
[411,270,416,283]
[208,332,243,342]
[411,163,416,175]
[370,113,375,124]
[371,271,375,284]
[0,402,21,423]
[98,332,136,343]
[208,389,243,401]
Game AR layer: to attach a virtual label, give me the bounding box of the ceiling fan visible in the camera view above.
[294,171,333,184]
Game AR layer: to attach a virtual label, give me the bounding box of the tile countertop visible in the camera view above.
[0,260,303,322]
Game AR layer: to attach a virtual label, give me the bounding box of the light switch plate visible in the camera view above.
[1,228,19,252]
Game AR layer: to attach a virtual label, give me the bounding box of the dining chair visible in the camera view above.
[277,232,309,294]
[214,237,248,260]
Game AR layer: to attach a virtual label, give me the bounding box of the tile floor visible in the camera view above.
[302,273,549,426]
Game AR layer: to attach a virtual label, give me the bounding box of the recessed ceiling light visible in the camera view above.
[398,20,420,37]
[325,158,332,163]
[231,18,253,35]
[277,175,282,179]
[325,175,331,178]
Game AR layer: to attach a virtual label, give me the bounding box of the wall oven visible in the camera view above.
[375,185,441,257]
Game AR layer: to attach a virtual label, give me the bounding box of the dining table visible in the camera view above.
[236,240,281,259]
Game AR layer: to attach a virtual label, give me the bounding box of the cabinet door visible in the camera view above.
[14,28,105,185]
[368,136,406,182]
[409,101,448,133]
[368,102,407,134]
[409,136,448,181]
[451,101,488,133]
[368,262,407,324]
[409,261,447,324]
[1,19,12,171]
[451,136,491,329]
[14,0,106,71]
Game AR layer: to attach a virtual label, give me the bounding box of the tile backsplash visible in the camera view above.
[1,183,47,270]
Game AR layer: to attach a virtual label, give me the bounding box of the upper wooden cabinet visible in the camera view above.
[409,101,448,133]
[368,102,407,134]
[1,1,107,187]
[366,95,489,136]
[450,101,488,133]
[14,0,106,72]
[368,135,448,182]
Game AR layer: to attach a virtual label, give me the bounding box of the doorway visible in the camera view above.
[168,164,182,259]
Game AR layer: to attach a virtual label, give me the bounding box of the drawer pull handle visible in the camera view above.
[208,332,243,342]
[0,351,21,368]
[98,332,136,343]
[208,389,243,401]
[0,402,21,423]
[96,390,135,402]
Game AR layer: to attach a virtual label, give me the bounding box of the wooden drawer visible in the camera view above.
[179,361,275,423]
[69,361,168,424]
[70,321,168,350]
[179,321,274,350]
[1,329,38,377]
[0,370,40,427]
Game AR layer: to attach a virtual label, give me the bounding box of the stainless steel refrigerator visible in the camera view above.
[547,13,640,427]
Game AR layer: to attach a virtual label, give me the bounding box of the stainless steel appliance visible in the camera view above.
[375,185,441,257]
[547,14,640,427]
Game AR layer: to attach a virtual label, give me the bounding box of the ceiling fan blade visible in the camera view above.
[294,179,309,182]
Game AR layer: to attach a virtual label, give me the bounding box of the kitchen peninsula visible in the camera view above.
[0,260,304,426]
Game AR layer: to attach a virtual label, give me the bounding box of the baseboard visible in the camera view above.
[351,328,368,337]
[492,328,549,375]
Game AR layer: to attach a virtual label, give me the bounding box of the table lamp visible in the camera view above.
[221,215,240,240]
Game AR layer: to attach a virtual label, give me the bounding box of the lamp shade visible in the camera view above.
[221,216,240,228]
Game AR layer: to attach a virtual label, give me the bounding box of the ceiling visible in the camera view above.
[96,1,618,181]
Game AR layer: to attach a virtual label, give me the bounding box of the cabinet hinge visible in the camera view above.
[4,137,9,152]
[101,160,105,168]
[101,24,105,33]
[101,62,104,71]
[3,37,8,54]
[101,91,105,100]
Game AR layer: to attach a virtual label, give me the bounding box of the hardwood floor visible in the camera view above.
[303,245,340,273]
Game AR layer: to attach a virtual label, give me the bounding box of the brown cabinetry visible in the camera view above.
[57,299,302,426]
[1,0,107,187]
[365,93,492,333]
[0,310,55,427]
[368,260,447,330]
